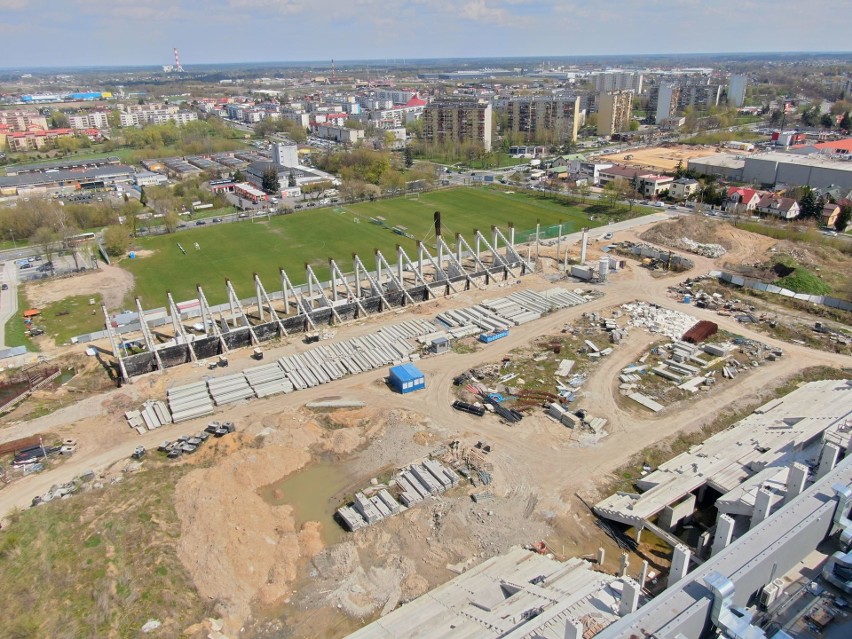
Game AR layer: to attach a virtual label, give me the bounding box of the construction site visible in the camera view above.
[0,208,851,639]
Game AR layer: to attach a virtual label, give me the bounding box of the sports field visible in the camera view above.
[123,187,601,306]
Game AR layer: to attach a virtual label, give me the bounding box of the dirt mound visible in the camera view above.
[25,264,134,310]
[641,216,734,249]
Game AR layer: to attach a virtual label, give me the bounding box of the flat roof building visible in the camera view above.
[597,90,634,137]
[422,99,493,152]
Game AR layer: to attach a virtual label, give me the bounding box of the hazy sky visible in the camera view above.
[1,0,851,68]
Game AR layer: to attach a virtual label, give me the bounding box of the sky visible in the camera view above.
[1,0,851,69]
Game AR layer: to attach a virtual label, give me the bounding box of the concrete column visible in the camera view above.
[580,228,589,263]
[596,547,605,565]
[712,514,735,556]
[635,526,643,544]
[619,553,630,578]
[563,618,583,639]
[817,442,841,479]
[750,486,775,530]
[638,560,650,588]
[785,462,809,505]
[668,544,690,588]
[619,578,641,616]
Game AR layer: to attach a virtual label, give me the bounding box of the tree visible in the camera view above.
[50,112,69,129]
[232,169,245,183]
[798,188,819,218]
[261,167,280,194]
[820,113,835,129]
[108,109,122,128]
[287,171,297,188]
[836,205,851,232]
[602,181,620,209]
[31,226,59,265]
[139,187,148,208]
[103,225,132,257]
[674,159,685,179]
[403,146,413,168]
[163,211,180,234]
[840,112,852,131]
[577,183,591,203]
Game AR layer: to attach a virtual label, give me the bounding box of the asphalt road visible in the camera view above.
[0,260,19,349]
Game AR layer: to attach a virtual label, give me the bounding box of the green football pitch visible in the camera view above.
[123,187,604,306]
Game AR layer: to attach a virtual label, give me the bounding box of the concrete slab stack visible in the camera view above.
[125,399,173,433]
[243,363,294,398]
[207,373,254,406]
[167,381,214,423]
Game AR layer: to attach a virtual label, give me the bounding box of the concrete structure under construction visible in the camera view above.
[346,547,635,639]
[594,379,852,535]
[89,227,535,382]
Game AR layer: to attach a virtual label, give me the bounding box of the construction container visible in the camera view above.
[388,363,425,394]
[682,320,718,344]
[479,329,509,344]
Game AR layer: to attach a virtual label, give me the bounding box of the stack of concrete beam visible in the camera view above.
[277,319,435,390]
[336,505,367,531]
[207,373,254,406]
[167,381,214,423]
[242,363,294,398]
[623,302,699,341]
[125,399,172,434]
[587,416,608,432]
[540,288,589,310]
[628,393,664,412]
[437,305,513,332]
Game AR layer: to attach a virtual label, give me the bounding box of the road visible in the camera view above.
[0,260,19,349]
[1,228,849,521]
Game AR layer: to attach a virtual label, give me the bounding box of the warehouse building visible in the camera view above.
[688,150,852,189]
[0,165,135,196]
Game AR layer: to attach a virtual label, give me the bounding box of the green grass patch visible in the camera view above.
[735,220,852,255]
[772,255,832,295]
[39,294,105,345]
[0,465,211,638]
[123,187,613,306]
[4,290,38,352]
[679,129,764,146]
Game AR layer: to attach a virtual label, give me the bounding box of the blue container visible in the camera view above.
[683,294,692,304]
[389,363,425,394]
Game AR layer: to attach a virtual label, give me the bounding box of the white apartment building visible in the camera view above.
[375,89,416,105]
[591,71,644,94]
[119,110,198,127]
[68,111,111,129]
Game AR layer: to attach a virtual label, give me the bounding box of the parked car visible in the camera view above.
[195,220,206,226]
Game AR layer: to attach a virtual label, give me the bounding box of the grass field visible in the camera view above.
[124,187,604,306]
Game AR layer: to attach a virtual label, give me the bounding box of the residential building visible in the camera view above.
[0,109,48,132]
[590,70,644,93]
[755,194,800,219]
[597,90,634,137]
[728,74,748,107]
[271,143,299,167]
[654,84,680,124]
[725,186,764,211]
[821,202,841,228]
[504,95,581,143]
[670,178,700,200]
[313,124,364,144]
[598,165,646,187]
[375,89,416,105]
[574,160,613,185]
[119,109,197,127]
[421,99,493,152]
[639,175,674,197]
[6,128,102,152]
[68,111,111,129]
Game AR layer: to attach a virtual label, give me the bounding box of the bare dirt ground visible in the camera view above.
[2,215,851,638]
[25,263,134,310]
[597,144,718,173]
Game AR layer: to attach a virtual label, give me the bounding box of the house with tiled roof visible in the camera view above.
[821,202,841,228]
[755,194,800,219]
[726,186,764,211]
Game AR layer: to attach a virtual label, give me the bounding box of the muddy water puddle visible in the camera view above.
[257,461,356,546]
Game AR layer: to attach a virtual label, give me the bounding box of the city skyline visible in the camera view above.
[1,0,851,68]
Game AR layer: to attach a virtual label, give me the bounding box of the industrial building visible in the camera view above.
[597,90,634,137]
[0,165,135,196]
[502,95,582,143]
[422,99,493,152]
[688,150,852,189]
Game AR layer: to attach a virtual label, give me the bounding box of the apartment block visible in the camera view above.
[422,99,492,151]
[597,91,634,136]
[728,75,748,107]
[119,110,198,127]
[68,111,111,129]
[0,109,48,132]
[504,95,581,142]
[591,71,644,94]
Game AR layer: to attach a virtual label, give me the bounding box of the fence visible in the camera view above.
[0,366,62,414]
[713,271,852,312]
[514,224,576,245]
